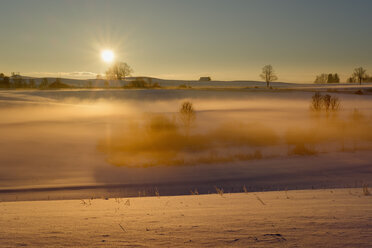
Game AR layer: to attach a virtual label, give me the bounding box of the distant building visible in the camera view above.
[199,77,211,81]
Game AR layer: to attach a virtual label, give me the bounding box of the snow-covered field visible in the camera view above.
[0,87,372,201]
[1,86,372,247]
[1,188,372,247]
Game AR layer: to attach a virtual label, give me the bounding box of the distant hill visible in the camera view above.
[48,81,71,89]
[10,75,372,89]
[12,76,291,88]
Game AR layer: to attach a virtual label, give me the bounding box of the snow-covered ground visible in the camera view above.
[1,188,371,247]
[1,87,372,247]
[0,88,371,201]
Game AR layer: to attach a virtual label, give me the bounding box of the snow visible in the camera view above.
[0,87,372,246]
[1,188,371,247]
[0,88,371,202]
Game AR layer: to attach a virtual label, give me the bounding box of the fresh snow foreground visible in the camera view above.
[1,188,371,247]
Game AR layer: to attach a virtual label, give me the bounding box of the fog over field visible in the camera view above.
[1,88,372,201]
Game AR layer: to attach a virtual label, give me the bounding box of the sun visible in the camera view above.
[101,50,114,63]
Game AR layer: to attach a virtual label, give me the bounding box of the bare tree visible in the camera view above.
[106,62,133,80]
[314,73,328,84]
[260,65,278,87]
[352,67,367,85]
[179,101,196,136]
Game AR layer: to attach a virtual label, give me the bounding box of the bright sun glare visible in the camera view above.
[101,50,114,63]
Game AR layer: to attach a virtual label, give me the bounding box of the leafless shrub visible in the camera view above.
[310,93,341,113]
[215,186,224,196]
[154,187,160,197]
[285,189,290,199]
[323,94,332,112]
[190,189,199,195]
[330,96,341,112]
[310,92,323,112]
[363,184,370,196]
[179,101,196,136]
[323,94,341,113]
[81,199,92,206]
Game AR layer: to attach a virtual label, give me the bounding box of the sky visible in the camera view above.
[0,0,371,83]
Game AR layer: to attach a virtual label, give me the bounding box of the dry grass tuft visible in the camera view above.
[118,224,126,232]
[363,184,371,196]
[255,194,266,205]
[215,186,224,196]
[154,187,160,197]
[190,189,199,195]
[80,199,92,206]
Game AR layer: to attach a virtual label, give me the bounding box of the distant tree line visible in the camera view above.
[124,77,161,89]
[0,72,38,88]
[314,67,371,84]
[0,73,11,88]
[2,63,371,90]
[0,72,71,89]
[314,73,340,84]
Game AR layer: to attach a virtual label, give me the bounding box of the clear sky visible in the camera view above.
[0,0,371,83]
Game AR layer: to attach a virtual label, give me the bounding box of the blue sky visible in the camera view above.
[0,0,371,82]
